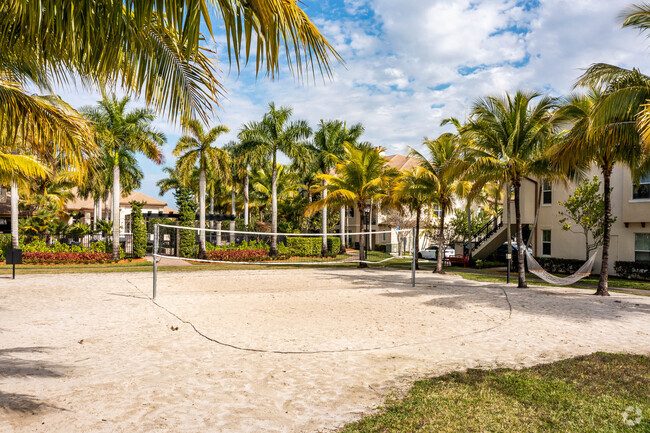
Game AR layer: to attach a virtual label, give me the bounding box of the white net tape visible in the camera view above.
[525,249,599,286]
[153,223,415,266]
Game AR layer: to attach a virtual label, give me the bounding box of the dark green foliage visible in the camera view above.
[327,236,341,257]
[0,233,10,261]
[174,187,197,258]
[286,237,321,257]
[615,261,650,280]
[534,257,589,274]
[130,200,147,258]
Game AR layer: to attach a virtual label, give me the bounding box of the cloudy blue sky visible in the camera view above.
[57,0,650,206]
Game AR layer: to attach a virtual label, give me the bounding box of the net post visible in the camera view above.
[411,227,416,287]
[153,223,159,299]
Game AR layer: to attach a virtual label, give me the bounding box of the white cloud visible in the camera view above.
[39,0,650,202]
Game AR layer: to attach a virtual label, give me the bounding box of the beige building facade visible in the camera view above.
[533,165,650,275]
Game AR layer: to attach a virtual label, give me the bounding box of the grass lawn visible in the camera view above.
[340,353,650,433]
[454,268,650,293]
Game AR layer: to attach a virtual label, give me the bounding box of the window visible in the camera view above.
[433,205,442,219]
[348,208,355,217]
[633,174,650,200]
[124,215,132,234]
[542,180,552,205]
[635,233,650,262]
[542,230,551,256]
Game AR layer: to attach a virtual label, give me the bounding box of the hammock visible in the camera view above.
[525,249,599,286]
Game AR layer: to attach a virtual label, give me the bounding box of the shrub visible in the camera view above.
[205,249,269,262]
[130,200,147,258]
[286,237,321,257]
[0,233,10,261]
[22,252,113,265]
[614,261,650,280]
[327,237,341,257]
[373,244,387,253]
[534,257,586,274]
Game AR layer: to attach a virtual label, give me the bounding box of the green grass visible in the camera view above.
[454,269,650,293]
[340,353,650,433]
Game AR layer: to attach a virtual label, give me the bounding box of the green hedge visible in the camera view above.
[534,257,586,274]
[615,261,650,280]
[286,236,340,257]
[327,237,341,257]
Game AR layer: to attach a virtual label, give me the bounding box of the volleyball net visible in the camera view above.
[151,223,417,297]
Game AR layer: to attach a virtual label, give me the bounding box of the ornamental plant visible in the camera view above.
[130,200,147,258]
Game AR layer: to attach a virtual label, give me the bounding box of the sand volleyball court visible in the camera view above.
[1,268,649,432]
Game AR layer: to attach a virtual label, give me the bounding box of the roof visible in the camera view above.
[66,188,168,211]
[385,154,420,171]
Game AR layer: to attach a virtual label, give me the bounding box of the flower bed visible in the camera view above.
[205,249,270,262]
[22,252,114,265]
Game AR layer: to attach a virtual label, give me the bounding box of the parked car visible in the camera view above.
[418,245,455,260]
[491,242,533,263]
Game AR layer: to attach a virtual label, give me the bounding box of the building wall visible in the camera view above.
[533,164,650,275]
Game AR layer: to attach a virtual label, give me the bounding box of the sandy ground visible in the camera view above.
[1,268,649,433]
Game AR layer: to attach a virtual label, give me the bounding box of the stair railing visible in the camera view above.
[470,208,503,251]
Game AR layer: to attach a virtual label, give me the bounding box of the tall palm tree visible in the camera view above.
[463,91,559,287]
[410,133,469,273]
[251,164,301,217]
[309,120,364,254]
[552,84,648,295]
[174,120,230,256]
[306,143,396,268]
[239,103,311,255]
[82,95,165,259]
[392,167,438,269]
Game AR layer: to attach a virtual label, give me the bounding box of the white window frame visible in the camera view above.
[541,229,551,256]
[635,233,650,263]
[542,180,552,205]
[632,174,650,200]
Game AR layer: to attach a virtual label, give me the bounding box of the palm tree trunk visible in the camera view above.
[358,203,367,268]
[198,168,206,258]
[209,194,214,230]
[104,192,110,221]
[216,220,222,246]
[340,206,346,253]
[435,204,446,273]
[270,153,278,256]
[415,207,421,270]
[112,163,120,260]
[244,173,249,227]
[466,200,472,260]
[506,178,512,281]
[513,175,527,288]
[230,186,236,243]
[368,201,373,251]
[321,179,328,256]
[10,176,19,249]
[596,166,612,296]
[526,183,543,251]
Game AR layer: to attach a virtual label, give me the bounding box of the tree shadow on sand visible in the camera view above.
[316,268,650,324]
[0,347,69,414]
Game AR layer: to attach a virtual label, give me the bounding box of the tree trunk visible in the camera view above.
[244,173,249,227]
[209,194,214,230]
[198,168,206,258]
[415,207,421,270]
[466,200,472,260]
[596,167,611,296]
[229,186,236,243]
[506,178,512,281]
[216,220,222,246]
[368,201,373,251]
[513,175,527,288]
[321,179,328,256]
[104,192,110,221]
[270,152,278,256]
[112,163,120,260]
[340,206,346,253]
[526,183,543,251]
[10,176,19,249]
[435,204,446,273]
[358,203,367,268]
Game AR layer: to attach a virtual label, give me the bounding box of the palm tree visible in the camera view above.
[251,165,301,218]
[410,133,469,273]
[552,84,648,296]
[392,167,438,269]
[309,120,364,254]
[306,143,396,268]
[463,91,559,287]
[173,120,230,256]
[0,1,339,126]
[82,95,165,259]
[239,103,311,255]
